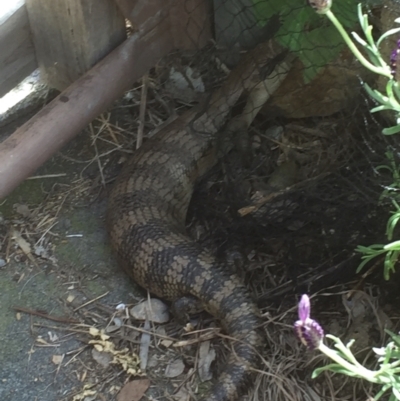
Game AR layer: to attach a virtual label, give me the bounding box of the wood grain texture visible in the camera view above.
[0,0,37,98]
[0,21,175,199]
[115,0,212,50]
[25,0,126,90]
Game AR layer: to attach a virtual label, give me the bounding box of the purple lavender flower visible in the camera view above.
[294,294,324,350]
[390,40,400,80]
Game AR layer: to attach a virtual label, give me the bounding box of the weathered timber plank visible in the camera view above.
[25,0,126,91]
[0,0,37,98]
[115,0,212,49]
[170,0,212,49]
[0,19,175,199]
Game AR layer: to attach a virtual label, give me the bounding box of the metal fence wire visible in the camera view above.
[153,0,392,283]
[2,2,400,401]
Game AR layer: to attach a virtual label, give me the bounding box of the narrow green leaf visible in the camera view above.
[384,241,400,251]
[383,125,400,135]
[377,27,400,47]
[371,105,397,113]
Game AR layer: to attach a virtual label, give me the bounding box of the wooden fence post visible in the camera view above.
[25,0,126,90]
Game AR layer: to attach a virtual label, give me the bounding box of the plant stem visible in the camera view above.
[325,10,392,78]
[319,343,380,383]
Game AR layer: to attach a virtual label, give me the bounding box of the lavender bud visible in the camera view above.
[298,294,311,321]
[294,294,324,350]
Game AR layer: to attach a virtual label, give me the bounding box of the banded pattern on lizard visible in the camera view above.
[107,40,293,401]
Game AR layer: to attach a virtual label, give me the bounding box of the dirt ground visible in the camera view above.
[1,70,400,401]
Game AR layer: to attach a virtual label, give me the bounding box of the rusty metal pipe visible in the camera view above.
[0,19,174,199]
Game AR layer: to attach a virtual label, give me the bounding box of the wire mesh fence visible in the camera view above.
[2,1,398,400]
[146,0,393,282]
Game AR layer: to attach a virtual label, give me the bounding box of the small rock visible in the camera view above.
[14,203,30,217]
[115,303,126,311]
[130,299,170,323]
[34,245,47,257]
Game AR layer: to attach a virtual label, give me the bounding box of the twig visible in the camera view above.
[89,123,106,186]
[64,345,90,367]
[73,291,110,312]
[124,324,177,342]
[27,174,67,180]
[12,306,79,323]
[137,73,149,149]
[173,329,220,347]
[33,323,93,334]
[238,172,330,216]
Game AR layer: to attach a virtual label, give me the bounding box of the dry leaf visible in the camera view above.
[147,355,159,368]
[36,337,50,345]
[105,316,124,333]
[52,354,64,365]
[165,66,205,103]
[105,324,121,333]
[10,228,39,266]
[139,320,151,370]
[116,378,150,401]
[160,339,173,348]
[34,245,47,257]
[198,341,216,382]
[72,385,96,401]
[48,331,59,342]
[11,229,31,255]
[92,348,113,368]
[67,294,76,303]
[89,328,140,375]
[14,203,31,217]
[164,359,185,378]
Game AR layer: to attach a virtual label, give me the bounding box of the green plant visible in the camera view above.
[289,0,400,278]
[292,1,400,399]
[308,1,400,133]
[295,295,400,400]
[356,199,400,280]
[377,151,400,202]
[355,150,400,279]
[252,0,360,82]
[315,2,400,278]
